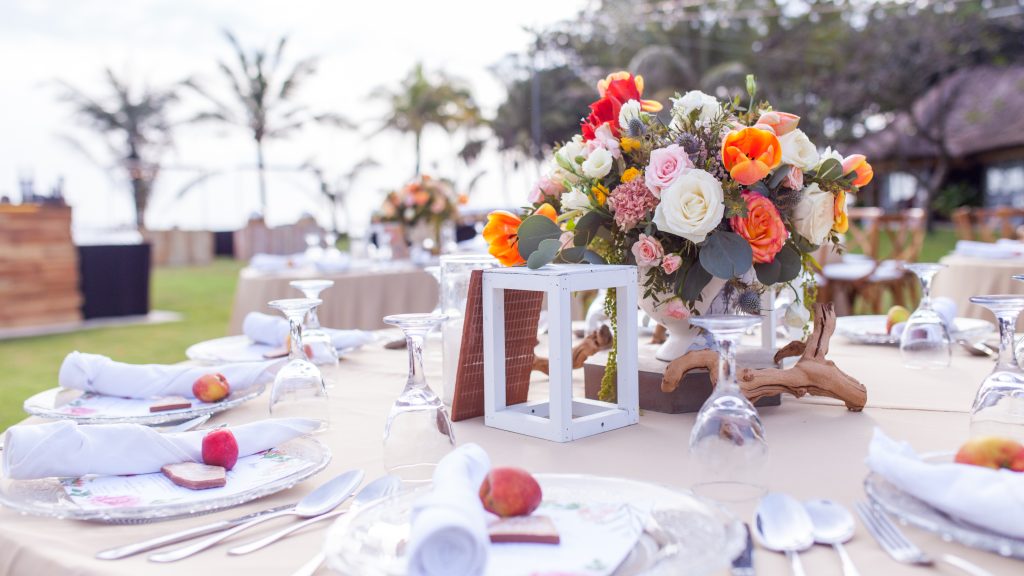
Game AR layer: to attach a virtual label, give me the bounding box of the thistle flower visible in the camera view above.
[628,117,646,137]
[737,290,762,316]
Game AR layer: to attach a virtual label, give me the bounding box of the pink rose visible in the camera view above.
[631,233,664,267]
[665,298,689,320]
[783,165,803,190]
[587,123,621,159]
[644,144,693,198]
[661,253,682,274]
[755,111,800,136]
[529,175,564,203]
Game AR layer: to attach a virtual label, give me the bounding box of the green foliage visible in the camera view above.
[698,231,753,279]
[528,238,562,269]
[753,243,802,286]
[932,182,982,217]
[516,214,562,262]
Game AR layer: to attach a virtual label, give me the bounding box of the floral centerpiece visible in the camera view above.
[483,71,872,397]
[377,175,462,253]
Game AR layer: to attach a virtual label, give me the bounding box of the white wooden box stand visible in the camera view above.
[482,264,639,442]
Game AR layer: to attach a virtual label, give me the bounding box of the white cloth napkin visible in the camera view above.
[58,351,277,399]
[866,428,1024,539]
[954,240,1019,259]
[407,444,491,576]
[241,312,375,350]
[3,417,318,480]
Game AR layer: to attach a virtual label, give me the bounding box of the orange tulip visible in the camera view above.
[755,111,800,136]
[721,127,782,186]
[833,189,849,234]
[482,203,558,267]
[841,154,874,187]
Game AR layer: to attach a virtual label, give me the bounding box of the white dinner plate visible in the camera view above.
[0,436,329,523]
[324,474,745,576]
[22,383,266,426]
[865,452,1024,559]
[186,335,362,364]
[835,315,993,345]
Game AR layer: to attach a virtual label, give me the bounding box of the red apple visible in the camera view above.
[479,467,542,517]
[192,373,231,403]
[955,436,1024,472]
[201,428,239,470]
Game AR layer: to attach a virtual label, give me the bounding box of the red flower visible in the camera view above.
[581,72,662,141]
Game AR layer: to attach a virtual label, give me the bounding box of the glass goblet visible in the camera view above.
[1013,275,1024,364]
[267,298,330,430]
[304,232,324,261]
[968,295,1024,442]
[382,313,454,483]
[289,279,339,367]
[899,263,952,369]
[688,314,768,502]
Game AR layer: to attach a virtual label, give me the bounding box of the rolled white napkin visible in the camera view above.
[954,240,1017,259]
[407,444,491,576]
[241,312,375,350]
[866,428,1024,539]
[58,351,278,399]
[3,417,318,480]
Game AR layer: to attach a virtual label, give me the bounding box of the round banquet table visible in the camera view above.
[227,262,438,333]
[1,336,1021,575]
[932,254,1024,321]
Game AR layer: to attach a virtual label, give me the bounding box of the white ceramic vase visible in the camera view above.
[638,266,728,362]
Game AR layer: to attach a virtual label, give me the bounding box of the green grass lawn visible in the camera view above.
[0,259,244,431]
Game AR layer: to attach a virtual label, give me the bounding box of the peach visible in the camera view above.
[886,305,910,334]
[192,373,230,403]
[479,467,542,517]
[201,428,239,470]
[955,436,1024,472]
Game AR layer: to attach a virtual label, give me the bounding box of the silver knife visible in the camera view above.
[96,504,294,560]
[731,522,755,576]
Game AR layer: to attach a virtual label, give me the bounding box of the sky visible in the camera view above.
[0,0,590,236]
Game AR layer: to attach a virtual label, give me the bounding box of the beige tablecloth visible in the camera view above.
[228,264,438,333]
[933,254,1024,320]
[0,338,1020,575]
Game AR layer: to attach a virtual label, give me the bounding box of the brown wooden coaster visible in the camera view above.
[450,269,544,422]
[488,515,560,544]
[149,396,192,413]
[161,462,227,490]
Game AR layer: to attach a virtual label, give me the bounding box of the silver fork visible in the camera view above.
[855,502,994,576]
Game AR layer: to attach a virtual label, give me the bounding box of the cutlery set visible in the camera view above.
[745,492,994,576]
[97,469,398,570]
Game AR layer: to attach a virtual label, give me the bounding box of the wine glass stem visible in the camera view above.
[917,273,934,308]
[306,306,322,330]
[287,315,305,361]
[405,330,428,390]
[715,334,741,394]
[995,311,1021,370]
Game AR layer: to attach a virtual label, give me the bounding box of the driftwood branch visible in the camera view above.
[533,325,613,374]
[660,303,867,411]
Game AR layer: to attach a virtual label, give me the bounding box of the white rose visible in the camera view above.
[582,147,613,179]
[618,99,642,133]
[652,169,725,244]
[670,90,721,129]
[792,183,835,245]
[817,146,843,167]
[778,129,819,171]
[555,135,587,169]
[561,188,591,212]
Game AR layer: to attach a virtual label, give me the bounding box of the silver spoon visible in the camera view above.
[227,475,402,555]
[754,493,815,576]
[148,468,364,562]
[804,499,860,576]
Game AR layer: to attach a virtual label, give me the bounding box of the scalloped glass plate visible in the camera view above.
[186,335,364,364]
[864,452,1024,559]
[0,435,329,524]
[835,315,993,345]
[323,474,745,576]
[22,383,266,426]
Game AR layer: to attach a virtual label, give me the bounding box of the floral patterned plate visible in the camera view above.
[0,436,329,523]
[324,474,745,576]
[22,383,265,426]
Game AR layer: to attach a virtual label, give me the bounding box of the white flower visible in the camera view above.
[778,129,819,171]
[555,135,587,169]
[670,90,721,129]
[618,99,642,132]
[589,124,620,159]
[582,147,613,179]
[652,169,725,244]
[817,146,843,167]
[783,301,811,329]
[561,188,591,212]
[792,183,835,245]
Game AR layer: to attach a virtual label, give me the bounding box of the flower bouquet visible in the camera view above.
[483,71,873,370]
[377,175,461,253]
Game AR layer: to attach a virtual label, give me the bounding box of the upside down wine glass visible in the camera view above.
[688,314,769,502]
[267,298,330,430]
[382,313,455,483]
[899,263,952,369]
[1014,275,1024,364]
[968,295,1024,442]
[289,279,339,367]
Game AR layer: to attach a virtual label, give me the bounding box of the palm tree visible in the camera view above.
[57,69,182,230]
[374,63,480,176]
[190,30,348,215]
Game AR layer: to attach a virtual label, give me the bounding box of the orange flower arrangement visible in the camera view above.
[482,203,557,266]
[721,127,782,186]
[729,191,789,263]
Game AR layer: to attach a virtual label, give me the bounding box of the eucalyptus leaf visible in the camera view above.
[754,258,781,286]
[748,181,770,197]
[816,158,843,181]
[582,250,607,265]
[698,231,753,279]
[559,246,586,263]
[573,211,608,248]
[527,238,561,269]
[516,215,562,260]
[791,233,819,253]
[775,244,802,283]
[679,262,713,301]
[767,163,793,189]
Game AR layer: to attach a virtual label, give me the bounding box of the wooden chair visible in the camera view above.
[952,207,1024,242]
